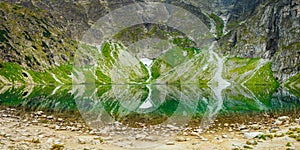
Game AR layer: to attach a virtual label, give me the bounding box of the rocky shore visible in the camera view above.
[1,107,300,150]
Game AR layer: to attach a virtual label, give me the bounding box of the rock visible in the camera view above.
[199,136,208,141]
[274,120,283,125]
[166,141,175,145]
[0,132,6,136]
[135,134,146,140]
[57,118,63,122]
[224,123,229,127]
[36,111,44,116]
[47,116,54,119]
[250,124,260,130]
[244,145,254,149]
[190,132,199,136]
[54,139,63,145]
[32,120,38,124]
[246,140,258,145]
[103,136,113,141]
[55,125,61,130]
[166,124,179,130]
[46,138,54,144]
[239,125,247,130]
[144,136,158,142]
[78,138,86,144]
[60,126,67,130]
[278,116,290,121]
[269,127,279,133]
[175,137,186,142]
[222,134,228,138]
[244,132,263,139]
[91,139,101,145]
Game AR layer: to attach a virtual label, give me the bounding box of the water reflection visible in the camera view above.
[0,84,299,129]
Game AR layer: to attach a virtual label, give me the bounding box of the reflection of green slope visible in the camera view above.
[284,73,300,98]
[245,85,277,106]
[222,85,271,113]
[0,86,24,106]
[0,86,78,113]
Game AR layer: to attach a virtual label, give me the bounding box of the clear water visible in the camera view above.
[0,84,299,128]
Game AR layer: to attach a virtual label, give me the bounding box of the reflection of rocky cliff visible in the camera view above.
[0,84,300,127]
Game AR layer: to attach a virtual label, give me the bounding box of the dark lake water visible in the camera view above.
[0,84,299,129]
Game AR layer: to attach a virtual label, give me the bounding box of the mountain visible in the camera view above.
[0,0,299,92]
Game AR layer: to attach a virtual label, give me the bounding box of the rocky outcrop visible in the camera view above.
[0,2,76,70]
[219,0,300,82]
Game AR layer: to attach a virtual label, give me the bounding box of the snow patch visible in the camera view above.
[140,58,153,82]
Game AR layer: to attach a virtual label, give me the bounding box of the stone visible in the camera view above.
[278,116,290,121]
[57,118,63,122]
[239,125,247,130]
[166,141,175,145]
[224,123,229,127]
[78,138,86,144]
[32,120,38,124]
[222,134,228,138]
[47,116,54,119]
[144,136,158,142]
[190,132,199,136]
[200,136,208,141]
[246,140,258,145]
[36,111,44,116]
[166,124,179,130]
[175,137,186,142]
[270,127,279,133]
[244,132,263,139]
[244,145,254,149]
[274,120,283,125]
[135,134,146,140]
[250,124,260,130]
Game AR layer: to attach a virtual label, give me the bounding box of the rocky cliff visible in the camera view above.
[0,0,299,87]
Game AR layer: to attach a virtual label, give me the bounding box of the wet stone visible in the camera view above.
[166,141,175,145]
[175,137,186,142]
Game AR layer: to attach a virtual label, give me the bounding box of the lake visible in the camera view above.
[1,84,299,130]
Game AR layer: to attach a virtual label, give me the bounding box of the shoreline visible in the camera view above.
[1,107,300,149]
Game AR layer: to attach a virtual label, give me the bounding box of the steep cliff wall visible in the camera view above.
[0,0,299,85]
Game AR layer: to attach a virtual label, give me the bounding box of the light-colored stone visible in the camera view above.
[278,116,290,121]
[244,132,263,139]
[78,138,86,144]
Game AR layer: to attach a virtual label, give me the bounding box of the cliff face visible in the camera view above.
[0,2,76,70]
[220,0,300,82]
[0,0,299,85]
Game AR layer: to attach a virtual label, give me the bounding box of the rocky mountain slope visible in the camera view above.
[0,0,299,90]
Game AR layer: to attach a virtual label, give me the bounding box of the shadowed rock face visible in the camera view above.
[0,0,299,83]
